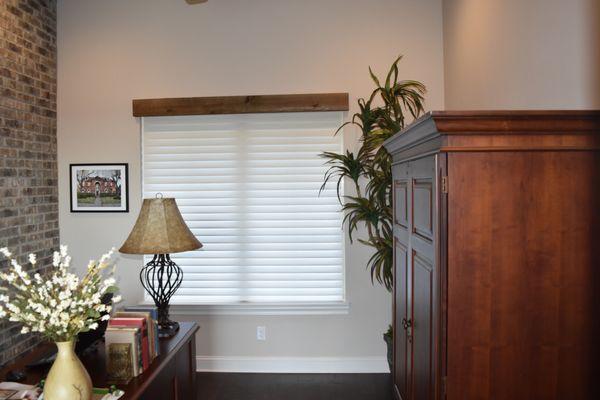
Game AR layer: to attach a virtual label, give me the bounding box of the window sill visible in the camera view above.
[138,301,350,316]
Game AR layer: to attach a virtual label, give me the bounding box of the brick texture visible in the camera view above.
[0,0,57,367]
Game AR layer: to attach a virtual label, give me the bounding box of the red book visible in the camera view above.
[109,317,149,371]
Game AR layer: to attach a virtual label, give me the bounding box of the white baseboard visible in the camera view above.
[196,356,390,373]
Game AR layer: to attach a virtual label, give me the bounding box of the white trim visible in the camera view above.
[149,301,350,316]
[196,356,389,373]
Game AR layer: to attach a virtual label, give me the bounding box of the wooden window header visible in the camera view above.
[132,93,349,117]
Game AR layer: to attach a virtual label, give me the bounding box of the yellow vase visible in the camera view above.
[44,340,92,400]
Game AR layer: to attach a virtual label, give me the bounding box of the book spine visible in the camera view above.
[141,324,149,370]
[154,320,160,356]
[136,330,143,373]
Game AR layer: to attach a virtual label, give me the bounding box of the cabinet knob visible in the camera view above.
[401,318,412,330]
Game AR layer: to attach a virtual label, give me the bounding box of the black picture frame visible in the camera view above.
[69,163,129,213]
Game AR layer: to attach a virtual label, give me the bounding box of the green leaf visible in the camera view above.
[368,66,381,88]
[104,285,119,294]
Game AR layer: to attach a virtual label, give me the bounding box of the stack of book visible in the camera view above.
[105,306,161,383]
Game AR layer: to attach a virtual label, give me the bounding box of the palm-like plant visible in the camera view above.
[320,56,426,292]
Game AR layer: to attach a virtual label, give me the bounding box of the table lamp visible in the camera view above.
[119,195,202,337]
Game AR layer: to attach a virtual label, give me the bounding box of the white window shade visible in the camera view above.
[142,112,345,305]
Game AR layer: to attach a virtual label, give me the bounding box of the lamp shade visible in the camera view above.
[119,197,202,255]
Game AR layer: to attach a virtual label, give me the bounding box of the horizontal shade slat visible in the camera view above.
[174,288,343,296]
[178,265,344,273]
[178,273,343,280]
[172,258,344,264]
[170,295,344,303]
[177,280,343,289]
[168,243,342,251]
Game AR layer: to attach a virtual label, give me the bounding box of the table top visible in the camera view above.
[0,322,199,400]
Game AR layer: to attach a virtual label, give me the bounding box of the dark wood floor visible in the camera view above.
[197,373,393,400]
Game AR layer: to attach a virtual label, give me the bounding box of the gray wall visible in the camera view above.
[443,0,600,109]
[0,0,58,367]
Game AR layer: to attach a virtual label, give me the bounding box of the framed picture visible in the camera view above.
[70,164,129,213]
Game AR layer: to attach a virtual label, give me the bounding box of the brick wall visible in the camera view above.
[0,0,57,367]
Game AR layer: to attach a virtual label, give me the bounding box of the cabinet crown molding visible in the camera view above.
[383,110,600,158]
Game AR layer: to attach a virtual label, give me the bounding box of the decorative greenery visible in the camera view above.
[320,55,426,292]
[384,324,393,341]
[0,245,120,342]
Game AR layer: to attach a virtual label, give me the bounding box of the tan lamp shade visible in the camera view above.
[119,197,202,255]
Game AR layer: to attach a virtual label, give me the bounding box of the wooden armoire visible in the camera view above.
[382,111,600,400]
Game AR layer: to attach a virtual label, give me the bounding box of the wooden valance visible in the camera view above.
[132,93,349,117]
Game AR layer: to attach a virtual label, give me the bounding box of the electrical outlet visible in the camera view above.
[256,326,266,341]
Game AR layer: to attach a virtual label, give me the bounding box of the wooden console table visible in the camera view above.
[0,322,199,400]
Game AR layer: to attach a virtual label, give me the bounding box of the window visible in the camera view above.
[142,112,345,311]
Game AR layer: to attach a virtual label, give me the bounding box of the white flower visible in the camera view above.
[28,253,37,265]
[21,326,30,334]
[6,303,19,313]
[11,260,22,274]
[60,245,68,257]
[112,295,122,304]
[0,308,5,318]
[103,277,116,287]
[0,248,11,257]
[60,299,72,309]
[52,251,60,267]
[89,322,99,330]
[100,314,111,321]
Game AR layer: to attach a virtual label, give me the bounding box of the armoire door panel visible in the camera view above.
[412,178,433,242]
[394,238,410,399]
[411,250,434,400]
[395,180,409,228]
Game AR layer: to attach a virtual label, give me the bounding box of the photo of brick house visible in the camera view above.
[79,176,118,195]
[73,167,124,208]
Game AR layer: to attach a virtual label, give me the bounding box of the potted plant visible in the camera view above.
[320,55,425,371]
[0,245,120,400]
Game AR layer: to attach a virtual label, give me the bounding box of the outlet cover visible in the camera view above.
[257,326,266,341]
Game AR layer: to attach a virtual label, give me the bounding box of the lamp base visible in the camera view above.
[140,254,184,339]
[158,320,180,338]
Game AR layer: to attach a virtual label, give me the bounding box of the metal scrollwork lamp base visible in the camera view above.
[120,195,202,338]
[140,254,184,337]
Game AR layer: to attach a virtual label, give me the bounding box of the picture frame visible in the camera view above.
[70,163,129,213]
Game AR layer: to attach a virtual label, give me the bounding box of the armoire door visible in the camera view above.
[393,155,438,400]
[393,161,411,400]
